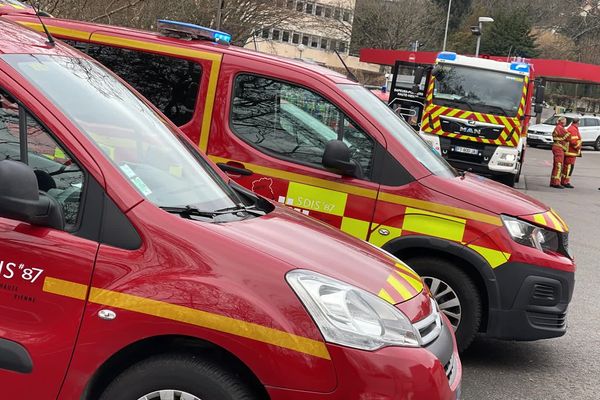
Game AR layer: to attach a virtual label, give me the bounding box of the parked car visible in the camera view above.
[0,17,461,400]
[528,113,600,150]
[9,14,576,353]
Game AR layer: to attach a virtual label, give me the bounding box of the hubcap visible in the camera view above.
[137,390,200,400]
[422,276,461,332]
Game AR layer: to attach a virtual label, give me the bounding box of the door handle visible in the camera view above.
[217,162,253,176]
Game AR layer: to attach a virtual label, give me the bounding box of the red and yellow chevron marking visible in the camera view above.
[378,262,424,304]
[522,209,569,233]
[421,75,529,147]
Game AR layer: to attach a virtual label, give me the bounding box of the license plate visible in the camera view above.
[454,146,479,155]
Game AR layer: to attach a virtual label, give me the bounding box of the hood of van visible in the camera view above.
[204,205,425,309]
[420,172,548,218]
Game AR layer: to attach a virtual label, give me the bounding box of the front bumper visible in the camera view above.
[527,134,553,146]
[268,316,461,400]
[486,262,575,341]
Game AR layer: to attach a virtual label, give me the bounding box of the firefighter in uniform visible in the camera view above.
[550,116,569,189]
[562,117,582,189]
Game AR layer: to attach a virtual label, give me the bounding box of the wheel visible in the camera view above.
[497,173,516,187]
[594,136,600,151]
[99,354,257,400]
[406,257,482,352]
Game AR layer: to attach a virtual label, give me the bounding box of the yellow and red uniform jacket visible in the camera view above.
[552,122,570,151]
[565,124,582,157]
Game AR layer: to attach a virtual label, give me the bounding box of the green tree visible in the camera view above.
[432,0,472,30]
[479,11,539,58]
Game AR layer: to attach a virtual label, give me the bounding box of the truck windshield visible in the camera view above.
[3,54,240,212]
[339,84,456,178]
[432,65,525,117]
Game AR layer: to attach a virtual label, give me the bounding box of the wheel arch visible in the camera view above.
[381,235,501,332]
[82,335,269,400]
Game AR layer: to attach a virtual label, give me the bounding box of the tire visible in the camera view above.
[99,354,257,400]
[406,257,482,353]
[595,136,600,151]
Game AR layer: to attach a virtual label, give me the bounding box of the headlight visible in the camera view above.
[286,270,421,350]
[499,153,517,162]
[502,215,559,253]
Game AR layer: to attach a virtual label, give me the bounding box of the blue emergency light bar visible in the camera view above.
[157,20,231,44]
[437,52,458,61]
[510,62,530,74]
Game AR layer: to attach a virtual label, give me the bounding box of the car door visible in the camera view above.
[582,117,600,144]
[0,86,98,398]
[210,64,383,240]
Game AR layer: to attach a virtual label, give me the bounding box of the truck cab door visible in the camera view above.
[389,60,431,130]
[0,87,98,398]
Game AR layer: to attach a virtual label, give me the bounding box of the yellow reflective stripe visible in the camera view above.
[546,211,564,233]
[209,156,378,199]
[43,277,88,300]
[368,225,402,247]
[551,209,569,232]
[402,207,466,242]
[286,182,347,216]
[340,217,370,240]
[199,59,221,152]
[386,275,412,300]
[20,22,91,40]
[394,262,421,281]
[468,244,511,269]
[378,288,395,304]
[378,192,502,226]
[54,147,66,159]
[44,277,330,360]
[533,214,546,226]
[394,270,423,293]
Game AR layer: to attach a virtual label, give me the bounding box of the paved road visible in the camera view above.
[461,147,600,400]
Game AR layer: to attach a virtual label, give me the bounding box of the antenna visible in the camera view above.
[31,2,55,47]
[334,50,358,83]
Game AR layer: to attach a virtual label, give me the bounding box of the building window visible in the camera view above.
[306,2,313,14]
[292,32,300,44]
[343,11,351,22]
[324,7,332,17]
[276,0,284,7]
[286,0,294,9]
[334,8,341,19]
[320,38,328,50]
[330,39,337,51]
[339,41,347,52]
[296,1,304,11]
[282,31,290,42]
[310,36,319,48]
[272,29,280,40]
[315,4,322,16]
[301,35,309,46]
[262,28,270,39]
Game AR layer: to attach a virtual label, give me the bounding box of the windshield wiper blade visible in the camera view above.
[159,206,217,218]
[482,104,508,117]
[213,204,266,216]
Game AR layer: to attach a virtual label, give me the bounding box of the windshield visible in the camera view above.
[544,115,573,126]
[4,54,239,211]
[433,64,526,117]
[340,84,456,178]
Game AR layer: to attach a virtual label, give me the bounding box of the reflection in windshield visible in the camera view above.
[340,84,456,179]
[433,65,525,117]
[4,54,239,211]
[544,115,573,126]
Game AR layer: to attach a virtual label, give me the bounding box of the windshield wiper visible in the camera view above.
[160,204,265,219]
[436,97,474,111]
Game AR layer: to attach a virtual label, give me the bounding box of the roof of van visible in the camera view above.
[0,17,80,57]
[4,14,355,85]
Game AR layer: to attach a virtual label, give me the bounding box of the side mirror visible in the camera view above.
[322,140,361,178]
[534,104,543,114]
[0,160,64,230]
[431,65,445,81]
[411,67,424,93]
[534,80,545,115]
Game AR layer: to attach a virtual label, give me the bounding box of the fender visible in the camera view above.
[381,235,501,310]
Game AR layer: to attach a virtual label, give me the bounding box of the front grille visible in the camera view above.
[440,118,504,140]
[444,354,458,385]
[533,283,557,301]
[413,299,442,346]
[527,310,567,329]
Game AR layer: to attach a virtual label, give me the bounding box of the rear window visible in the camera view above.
[63,39,202,127]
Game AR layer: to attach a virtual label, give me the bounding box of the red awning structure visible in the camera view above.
[360,49,600,84]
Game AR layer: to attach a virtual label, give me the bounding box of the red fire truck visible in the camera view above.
[389,52,545,186]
